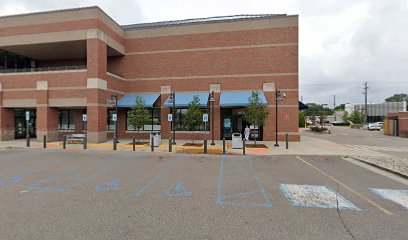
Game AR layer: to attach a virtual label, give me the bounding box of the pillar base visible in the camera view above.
[87,131,107,143]
[37,131,59,142]
[0,129,14,141]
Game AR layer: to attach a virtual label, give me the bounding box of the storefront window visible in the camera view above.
[172,108,210,131]
[107,110,116,131]
[126,108,161,131]
[58,110,75,130]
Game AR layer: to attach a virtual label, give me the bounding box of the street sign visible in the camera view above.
[112,113,117,122]
[82,114,87,122]
[25,111,30,121]
[203,114,209,122]
[168,114,173,122]
[284,114,289,121]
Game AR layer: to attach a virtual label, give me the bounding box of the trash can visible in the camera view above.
[232,133,243,149]
[150,131,161,147]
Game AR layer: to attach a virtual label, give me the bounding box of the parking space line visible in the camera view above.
[295,156,393,215]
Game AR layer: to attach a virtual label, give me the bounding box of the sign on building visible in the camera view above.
[203,114,209,122]
[168,114,173,122]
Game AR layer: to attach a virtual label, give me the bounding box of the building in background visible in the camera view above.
[0,7,299,143]
[345,102,407,122]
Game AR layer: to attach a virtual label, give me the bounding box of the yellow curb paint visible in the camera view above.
[295,156,393,216]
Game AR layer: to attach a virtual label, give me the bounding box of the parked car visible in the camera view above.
[367,122,382,131]
[331,121,350,126]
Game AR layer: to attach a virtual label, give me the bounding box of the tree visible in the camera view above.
[304,103,334,116]
[128,96,150,143]
[348,110,364,124]
[342,111,349,122]
[244,91,269,145]
[385,94,408,102]
[184,95,202,144]
[334,104,345,111]
[299,112,306,128]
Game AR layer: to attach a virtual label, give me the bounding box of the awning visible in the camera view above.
[299,101,309,110]
[163,92,209,107]
[117,94,160,108]
[219,91,267,107]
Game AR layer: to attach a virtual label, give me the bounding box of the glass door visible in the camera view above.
[14,110,36,139]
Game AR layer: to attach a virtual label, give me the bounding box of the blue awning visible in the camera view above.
[163,92,209,107]
[117,94,160,108]
[219,91,268,107]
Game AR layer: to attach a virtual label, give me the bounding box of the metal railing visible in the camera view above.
[0,65,86,74]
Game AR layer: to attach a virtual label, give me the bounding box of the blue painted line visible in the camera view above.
[96,178,120,193]
[25,176,95,193]
[370,188,408,210]
[165,182,192,197]
[279,184,360,211]
[223,177,254,184]
[216,155,272,208]
[135,160,175,199]
[245,156,273,207]
[221,190,259,200]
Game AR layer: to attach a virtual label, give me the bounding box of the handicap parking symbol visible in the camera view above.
[165,183,191,197]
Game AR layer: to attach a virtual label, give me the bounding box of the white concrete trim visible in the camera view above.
[107,72,125,80]
[49,98,87,107]
[87,29,107,43]
[160,86,171,94]
[87,78,107,90]
[36,81,49,90]
[3,99,37,108]
[0,83,2,91]
[125,73,298,81]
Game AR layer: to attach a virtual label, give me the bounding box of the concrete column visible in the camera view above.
[86,32,109,143]
[0,108,15,141]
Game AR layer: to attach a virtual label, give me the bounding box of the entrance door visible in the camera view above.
[221,108,263,140]
[14,110,36,139]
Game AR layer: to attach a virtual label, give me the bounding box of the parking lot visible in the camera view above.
[0,149,407,239]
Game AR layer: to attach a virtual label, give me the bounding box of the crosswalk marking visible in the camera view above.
[345,144,408,152]
[370,188,408,210]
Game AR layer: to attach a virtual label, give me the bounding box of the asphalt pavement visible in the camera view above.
[0,149,407,240]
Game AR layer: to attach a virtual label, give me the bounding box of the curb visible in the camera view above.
[346,156,408,180]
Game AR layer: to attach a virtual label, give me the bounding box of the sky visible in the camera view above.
[1,0,407,106]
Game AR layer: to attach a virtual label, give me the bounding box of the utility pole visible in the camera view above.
[333,95,336,121]
[301,96,303,102]
[363,82,369,124]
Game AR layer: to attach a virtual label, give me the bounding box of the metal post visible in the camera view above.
[151,135,154,152]
[204,139,207,154]
[113,138,117,151]
[133,138,136,152]
[274,90,279,147]
[43,135,47,149]
[172,92,176,145]
[26,119,30,147]
[204,121,207,154]
[285,133,288,149]
[222,138,226,155]
[63,135,66,149]
[84,135,87,150]
[243,139,246,155]
[169,138,172,152]
[211,91,215,145]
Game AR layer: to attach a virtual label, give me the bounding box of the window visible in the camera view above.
[58,110,75,130]
[126,108,161,131]
[172,108,210,131]
[107,110,116,131]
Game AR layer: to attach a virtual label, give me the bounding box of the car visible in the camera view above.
[367,122,381,131]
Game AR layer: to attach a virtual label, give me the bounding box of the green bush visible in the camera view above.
[310,126,328,132]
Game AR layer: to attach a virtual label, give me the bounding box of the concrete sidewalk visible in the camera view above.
[0,136,392,157]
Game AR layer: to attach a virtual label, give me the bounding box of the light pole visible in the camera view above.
[321,104,328,127]
[169,92,176,145]
[274,89,285,147]
[209,91,215,145]
[110,94,118,148]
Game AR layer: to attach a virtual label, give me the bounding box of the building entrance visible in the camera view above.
[221,108,263,140]
[14,110,36,139]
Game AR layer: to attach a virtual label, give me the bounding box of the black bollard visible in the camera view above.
[113,137,117,151]
[151,136,154,152]
[243,139,246,155]
[222,138,226,155]
[63,135,66,149]
[204,139,208,154]
[169,138,172,152]
[83,135,87,150]
[133,138,136,152]
[43,135,47,149]
[286,133,289,149]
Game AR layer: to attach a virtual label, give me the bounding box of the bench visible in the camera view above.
[66,134,86,144]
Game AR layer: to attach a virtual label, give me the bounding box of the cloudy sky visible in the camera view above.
[1,0,407,106]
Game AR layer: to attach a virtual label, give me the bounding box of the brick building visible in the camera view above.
[384,112,408,138]
[0,7,299,143]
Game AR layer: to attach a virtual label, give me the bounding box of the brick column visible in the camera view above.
[86,31,108,143]
[35,81,59,142]
[0,84,14,140]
